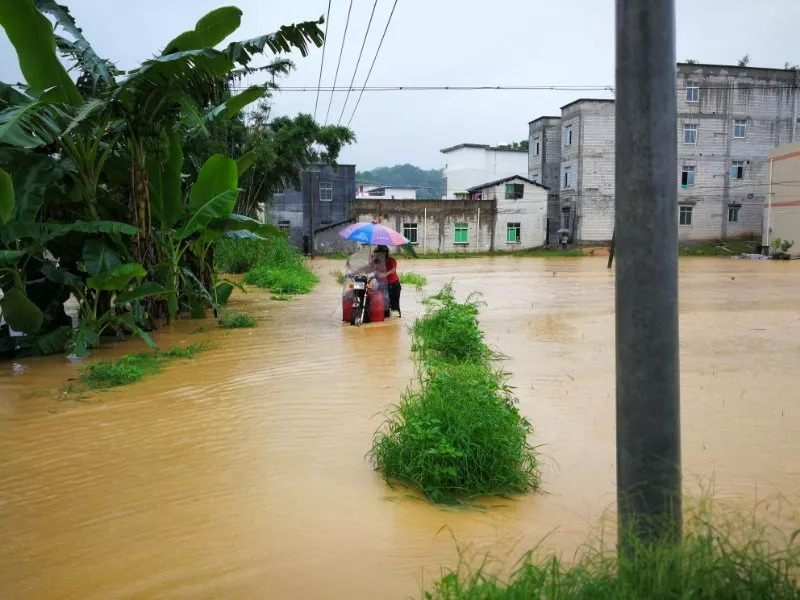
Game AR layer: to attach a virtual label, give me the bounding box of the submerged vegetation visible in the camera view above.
[218,310,256,329]
[370,284,540,504]
[425,502,800,599]
[79,343,205,389]
[398,271,427,291]
[0,1,351,359]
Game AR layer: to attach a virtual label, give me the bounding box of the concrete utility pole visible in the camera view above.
[615,0,682,544]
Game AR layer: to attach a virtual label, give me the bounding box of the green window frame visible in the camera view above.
[506,222,521,243]
[454,222,468,244]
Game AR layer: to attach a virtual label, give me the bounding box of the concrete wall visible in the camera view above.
[353,199,497,253]
[676,64,799,241]
[442,146,528,198]
[267,164,356,251]
[764,142,800,255]
[356,185,417,199]
[529,117,563,242]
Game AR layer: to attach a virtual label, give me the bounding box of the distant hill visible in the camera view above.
[356,164,444,199]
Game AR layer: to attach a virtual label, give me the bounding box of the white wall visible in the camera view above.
[442,147,528,198]
[356,185,417,200]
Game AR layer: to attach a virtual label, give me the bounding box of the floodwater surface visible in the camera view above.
[1,257,799,599]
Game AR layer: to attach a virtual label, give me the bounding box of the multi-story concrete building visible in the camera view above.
[558,99,616,241]
[763,141,800,256]
[675,63,799,240]
[267,164,356,252]
[528,116,563,242]
[528,63,800,243]
[441,143,528,198]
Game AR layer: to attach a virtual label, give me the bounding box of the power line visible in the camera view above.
[313,0,333,122]
[337,0,380,125]
[346,0,399,128]
[230,83,799,93]
[324,0,354,125]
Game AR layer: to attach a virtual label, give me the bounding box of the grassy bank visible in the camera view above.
[679,236,763,256]
[370,285,540,504]
[79,343,206,389]
[216,234,319,297]
[425,503,800,599]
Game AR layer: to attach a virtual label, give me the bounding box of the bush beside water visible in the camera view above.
[370,284,540,504]
[216,234,319,296]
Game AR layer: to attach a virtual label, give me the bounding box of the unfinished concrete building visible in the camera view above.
[676,63,800,240]
[528,63,800,243]
[558,99,616,242]
[528,116,563,242]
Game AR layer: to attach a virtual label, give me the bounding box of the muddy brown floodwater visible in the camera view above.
[1,257,799,599]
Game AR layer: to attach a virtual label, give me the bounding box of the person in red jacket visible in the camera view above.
[374,245,401,317]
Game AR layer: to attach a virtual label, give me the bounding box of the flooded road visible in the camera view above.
[1,257,799,599]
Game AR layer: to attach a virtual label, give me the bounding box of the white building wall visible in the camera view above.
[492,181,548,250]
[442,146,528,198]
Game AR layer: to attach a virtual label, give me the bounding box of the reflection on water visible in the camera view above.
[1,258,799,599]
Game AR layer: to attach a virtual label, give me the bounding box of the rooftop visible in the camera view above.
[677,62,800,74]
[440,143,527,154]
[560,98,615,110]
[528,115,561,125]
[467,174,548,192]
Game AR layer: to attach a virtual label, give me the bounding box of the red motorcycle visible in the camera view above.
[341,250,389,326]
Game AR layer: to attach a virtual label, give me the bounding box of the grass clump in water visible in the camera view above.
[218,310,257,329]
[370,284,540,504]
[399,271,428,291]
[425,504,800,599]
[80,343,205,389]
[244,263,318,294]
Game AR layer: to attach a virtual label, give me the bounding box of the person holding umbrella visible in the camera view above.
[374,245,401,317]
[557,228,570,250]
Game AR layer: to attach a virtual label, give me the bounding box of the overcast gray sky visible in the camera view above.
[1,0,798,170]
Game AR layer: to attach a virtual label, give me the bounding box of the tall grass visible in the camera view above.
[399,271,428,291]
[370,284,540,504]
[220,234,320,296]
[425,503,800,599]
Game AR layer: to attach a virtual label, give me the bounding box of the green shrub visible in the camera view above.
[218,310,257,329]
[425,507,800,599]
[370,284,540,504]
[411,284,491,365]
[398,271,428,291]
[233,233,320,296]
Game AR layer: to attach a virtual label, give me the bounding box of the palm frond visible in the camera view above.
[226,19,325,67]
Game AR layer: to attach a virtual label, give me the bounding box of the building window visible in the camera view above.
[403,222,418,244]
[733,119,747,138]
[319,182,333,201]
[679,205,693,226]
[564,167,572,188]
[506,222,521,244]
[565,125,572,146]
[681,165,695,187]
[683,123,698,144]
[686,84,699,102]
[278,220,290,233]
[454,222,468,244]
[561,207,571,228]
[532,174,540,184]
[730,160,744,179]
[505,183,524,199]
[728,206,740,222]
[534,138,540,155]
